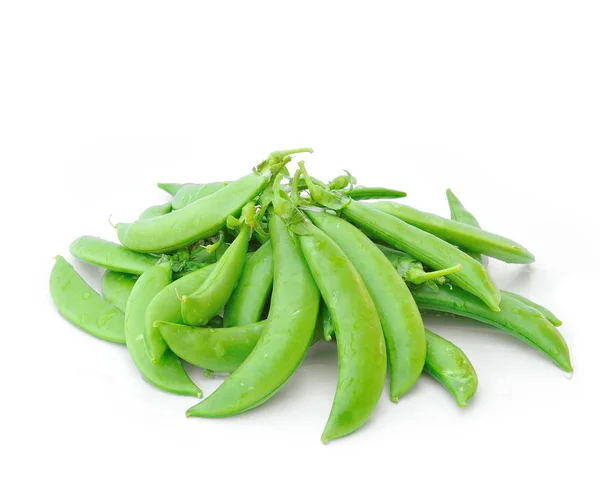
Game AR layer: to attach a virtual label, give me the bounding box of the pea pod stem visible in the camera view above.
[407,263,462,284]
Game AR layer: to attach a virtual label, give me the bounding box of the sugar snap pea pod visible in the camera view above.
[346,187,407,200]
[223,240,273,327]
[286,214,386,442]
[411,283,572,372]
[180,203,255,326]
[308,210,425,402]
[171,182,229,210]
[144,263,217,363]
[445,189,485,264]
[125,259,201,397]
[159,315,323,374]
[158,320,266,373]
[70,236,157,275]
[50,256,126,344]
[371,201,535,264]
[500,292,562,327]
[298,163,501,312]
[102,271,137,312]
[423,330,478,407]
[157,183,190,196]
[139,202,172,220]
[186,212,320,418]
[117,148,311,253]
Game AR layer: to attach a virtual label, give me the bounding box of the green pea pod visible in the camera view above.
[70,236,157,275]
[223,240,273,327]
[180,207,253,326]
[293,218,386,443]
[102,271,137,312]
[139,202,172,220]
[412,283,572,372]
[296,163,501,312]
[371,201,535,265]
[125,260,201,397]
[346,187,407,200]
[308,210,425,402]
[117,149,311,253]
[158,320,266,373]
[446,189,562,327]
[50,256,126,344]
[144,263,217,363]
[186,213,320,418]
[501,292,562,327]
[424,330,478,408]
[171,182,229,210]
[445,189,484,264]
[157,183,190,196]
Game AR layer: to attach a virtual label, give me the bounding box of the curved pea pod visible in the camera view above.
[117,149,311,253]
[308,210,426,402]
[423,330,478,408]
[346,187,407,200]
[124,260,201,397]
[180,218,252,326]
[158,320,265,373]
[412,283,572,372]
[186,214,320,418]
[171,182,229,210]
[342,201,501,311]
[296,219,386,443]
[371,201,535,264]
[144,263,216,363]
[223,240,273,327]
[102,271,137,312]
[69,236,157,275]
[50,256,125,344]
[139,202,172,220]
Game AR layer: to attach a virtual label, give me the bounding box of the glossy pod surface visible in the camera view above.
[371,201,535,264]
[70,236,157,275]
[186,214,320,418]
[308,210,426,402]
[423,330,478,407]
[102,271,137,312]
[297,220,387,443]
[412,283,572,372]
[117,172,269,253]
[50,256,126,344]
[125,261,201,397]
[144,263,216,363]
[342,200,502,311]
[223,240,273,327]
[346,187,407,200]
[501,291,562,327]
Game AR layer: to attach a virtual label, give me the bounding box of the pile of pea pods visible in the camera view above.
[50,148,571,443]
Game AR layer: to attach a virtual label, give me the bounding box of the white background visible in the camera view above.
[1,1,599,491]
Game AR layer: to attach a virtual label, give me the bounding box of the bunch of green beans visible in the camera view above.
[49,148,571,444]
